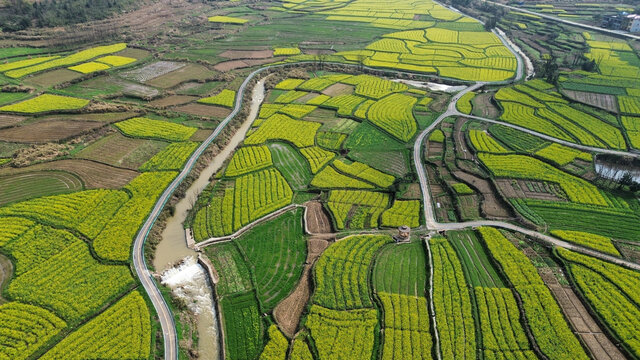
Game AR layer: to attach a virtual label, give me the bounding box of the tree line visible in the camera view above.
[0,0,136,32]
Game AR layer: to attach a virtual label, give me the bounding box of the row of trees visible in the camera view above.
[0,0,135,31]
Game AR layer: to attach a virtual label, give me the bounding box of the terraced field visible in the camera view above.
[1,1,640,360]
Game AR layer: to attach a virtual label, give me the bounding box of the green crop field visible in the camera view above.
[448,230,505,288]
[0,0,638,358]
[373,241,426,296]
[235,209,306,311]
[0,171,83,206]
[429,237,476,360]
[479,227,590,360]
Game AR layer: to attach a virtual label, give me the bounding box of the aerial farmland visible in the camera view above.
[0,0,639,359]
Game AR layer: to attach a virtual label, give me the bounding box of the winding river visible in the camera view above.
[153,78,266,359]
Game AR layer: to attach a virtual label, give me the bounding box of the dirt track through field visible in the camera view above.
[0,159,138,188]
[273,237,330,337]
[546,280,626,360]
[305,201,332,234]
[452,171,511,218]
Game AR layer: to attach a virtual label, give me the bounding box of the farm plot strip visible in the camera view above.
[478,227,590,360]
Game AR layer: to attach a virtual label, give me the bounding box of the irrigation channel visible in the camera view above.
[153,79,266,359]
[135,24,640,360]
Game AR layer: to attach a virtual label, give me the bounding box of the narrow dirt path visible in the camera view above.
[273,237,331,337]
[546,279,626,360]
[0,254,12,304]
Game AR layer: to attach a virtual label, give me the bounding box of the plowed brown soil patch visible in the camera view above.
[213,57,283,72]
[305,201,332,234]
[145,63,215,89]
[25,69,83,88]
[471,93,499,118]
[453,171,511,218]
[39,112,139,123]
[322,83,353,96]
[274,237,330,337]
[0,120,105,143]
[173,103,230,118]
[190,129,213,141]
[219,50,274,59]
[454,117,471,160]
[149,95,198,108]
[0,253,12,302]
[0,115,25,129]
[563,90,618,113]
[400,183,422,200]
[75,133,166,169]
[546,280,625,360]
[0,159,138,189]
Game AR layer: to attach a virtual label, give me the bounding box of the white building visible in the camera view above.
[624,14,640,33]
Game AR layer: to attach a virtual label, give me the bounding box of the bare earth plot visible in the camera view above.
[148,95,198,108]
[562,89,618,113]
[37,112,139,123]
[0,253,11,302]
[0,159,138,188]
[322,83,354,97]
[543,269,626,360]
[219,50,274,59]
[213,57,284,72]
[121,61,186,83]
[453,171,511,218]
[0,115,25,128]
[173,103,231,118]
[25,69,84,88]
[273,236,330,337]
[75,133,167,169]
[189,129,213,142]
[145,64,216,89]
[305,201,332,234]
[454,118,472,161]
[0,171,83,206]
[0,120,105,143]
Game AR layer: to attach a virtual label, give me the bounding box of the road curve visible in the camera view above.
[132,65,272,360]
[414,83,487,230]
[454,112,640,158]
[134,26,640,359]
[413,88,640,272]
[132,60,486,359]
[484,0,640,41]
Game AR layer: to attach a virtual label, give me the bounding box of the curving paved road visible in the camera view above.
[133,60,490,359]
[453,112,640,158]
[413,87,640,270]
[134,24,640,360]
[413,24,640,359]
[484,0,640,41]
[132,65,271,360]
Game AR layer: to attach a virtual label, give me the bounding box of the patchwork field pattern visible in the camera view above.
[281,0,517,81]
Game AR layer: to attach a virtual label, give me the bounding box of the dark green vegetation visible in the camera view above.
[518,199,640,242]
[372,240,427,296]
[0,171,83,206]
[204,209,307,359]
[268,143,313,191]
[235,208,307,312]
[448,230,505,288]
[0,0,136,31]
[488,124,549,153]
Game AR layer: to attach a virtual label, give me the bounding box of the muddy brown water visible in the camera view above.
[153,79,265,359]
